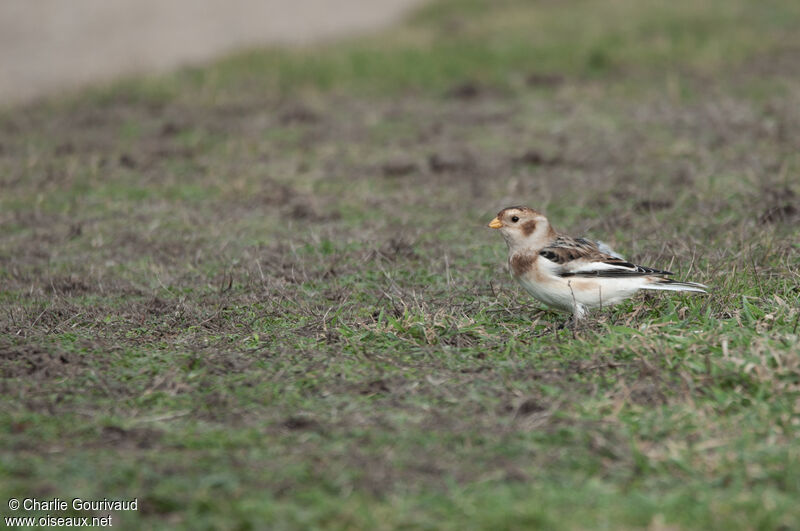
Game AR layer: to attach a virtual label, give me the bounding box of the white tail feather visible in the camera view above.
[642,280,708,294]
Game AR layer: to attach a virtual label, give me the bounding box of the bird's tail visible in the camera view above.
[643,277,708,294]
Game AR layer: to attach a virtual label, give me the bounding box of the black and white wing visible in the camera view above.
[538,237,672,278]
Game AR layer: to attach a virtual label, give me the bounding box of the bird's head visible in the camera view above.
[488,206,553,250]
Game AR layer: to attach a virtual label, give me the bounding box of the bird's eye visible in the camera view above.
[511,216,519,223]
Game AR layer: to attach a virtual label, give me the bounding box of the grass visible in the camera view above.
[1,0,800,528]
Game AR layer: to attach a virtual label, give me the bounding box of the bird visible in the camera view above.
[487,206,708,322]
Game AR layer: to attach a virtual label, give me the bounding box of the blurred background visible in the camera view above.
[2,0,799,528]
[0,0,425,104]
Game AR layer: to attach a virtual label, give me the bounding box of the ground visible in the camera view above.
[1,0,799,529]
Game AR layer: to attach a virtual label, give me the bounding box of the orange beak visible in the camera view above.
[488,217,503,229]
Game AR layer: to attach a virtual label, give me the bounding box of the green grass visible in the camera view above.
[2,0,800,529]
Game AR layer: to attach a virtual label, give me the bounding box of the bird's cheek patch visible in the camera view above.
[521,220,537,236]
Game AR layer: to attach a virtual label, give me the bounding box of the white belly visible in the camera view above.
[516,275,644,313]
[516,276,575,312]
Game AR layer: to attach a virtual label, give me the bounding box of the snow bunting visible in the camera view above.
[488,206,707,320]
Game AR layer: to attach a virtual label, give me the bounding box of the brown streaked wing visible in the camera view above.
[539,237,672,277]
[538,237,604,264]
